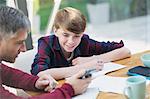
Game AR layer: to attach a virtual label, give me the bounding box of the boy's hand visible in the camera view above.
[72,57,93,65]
[72,57,104,71]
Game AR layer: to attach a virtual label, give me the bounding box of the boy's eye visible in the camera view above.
[63,33,69,37]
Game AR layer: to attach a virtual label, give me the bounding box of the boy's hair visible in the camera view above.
[0,6,30,40]
[53,7,86,34]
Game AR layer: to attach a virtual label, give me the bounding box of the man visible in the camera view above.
[0,6,91,99]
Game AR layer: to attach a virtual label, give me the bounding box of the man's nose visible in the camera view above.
[20,43,27,52]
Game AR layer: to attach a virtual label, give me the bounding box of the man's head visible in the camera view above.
[53,7,86,53]
[0,6,30,63]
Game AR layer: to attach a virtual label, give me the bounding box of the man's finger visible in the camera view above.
[39,80,49,86]
[74,70,86,78]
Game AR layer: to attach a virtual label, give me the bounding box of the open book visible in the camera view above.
[72,62,126,99]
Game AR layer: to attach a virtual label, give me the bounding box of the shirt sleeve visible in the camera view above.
[0,83,74,99]
[81,35,124,55]
[94,40,124,54]
[31,37,51,75]
[1,64,38,91]
[32,83,74,99]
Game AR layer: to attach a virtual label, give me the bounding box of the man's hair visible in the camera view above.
[53,7,86,34]
[0,6,30,40]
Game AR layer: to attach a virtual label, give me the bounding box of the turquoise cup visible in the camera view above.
[141,53,150,68]
[123,76,146,99]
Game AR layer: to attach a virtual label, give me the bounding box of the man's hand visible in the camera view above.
[65,70,92,95]
[35,74,58,92]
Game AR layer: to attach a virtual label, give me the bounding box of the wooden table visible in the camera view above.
[26,50,150,98]
[97,50,150,99]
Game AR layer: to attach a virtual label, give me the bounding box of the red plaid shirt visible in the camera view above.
[0,63,74,99]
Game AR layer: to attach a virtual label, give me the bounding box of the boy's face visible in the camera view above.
[55,28,83,53]
[0,29,27,63]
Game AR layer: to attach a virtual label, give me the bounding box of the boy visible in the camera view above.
[31,7,131,80]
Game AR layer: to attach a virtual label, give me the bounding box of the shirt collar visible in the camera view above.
[74,45,81,57]
[53,36,61,51]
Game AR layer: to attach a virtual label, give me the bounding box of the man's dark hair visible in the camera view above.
[0,6,30,39]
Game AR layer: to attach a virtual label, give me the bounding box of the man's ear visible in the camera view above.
[0,39,1,46]
[0,36,2,45]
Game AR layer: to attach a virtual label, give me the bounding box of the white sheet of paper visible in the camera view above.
[89,75,127,94]
[89,75,150,94]
[72,88,99,99]
[92,62,126,78]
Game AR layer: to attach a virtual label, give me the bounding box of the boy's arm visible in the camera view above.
[72,47,131,65]
[72,37,131,65]
[48,47,131,79]
[93,47,131,62]
[31,37,52,75]
[37,66,79,80]
[37,59,103,80]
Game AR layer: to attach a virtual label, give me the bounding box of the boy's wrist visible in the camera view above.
[92,55,98,60]
[92,55,104,63]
